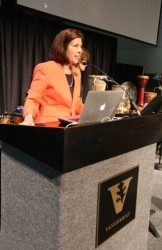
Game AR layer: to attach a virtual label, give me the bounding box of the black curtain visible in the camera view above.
[0,9,117,114]
[82,30,117,100]
[116,63,144,86]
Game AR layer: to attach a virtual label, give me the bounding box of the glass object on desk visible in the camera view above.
[116,101,130,114]
[112,81,137,114]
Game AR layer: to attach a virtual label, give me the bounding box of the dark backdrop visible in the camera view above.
[116,63,144,87]
[0,8,117,114]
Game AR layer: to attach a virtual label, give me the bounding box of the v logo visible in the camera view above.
[108,177,133,214]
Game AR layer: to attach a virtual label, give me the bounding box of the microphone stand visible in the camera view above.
[90,63,141,116]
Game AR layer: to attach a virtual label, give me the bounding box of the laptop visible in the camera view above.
[141,95,162,115]
[58,90,124,125]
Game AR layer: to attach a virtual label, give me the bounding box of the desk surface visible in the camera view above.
[1,114,162,173]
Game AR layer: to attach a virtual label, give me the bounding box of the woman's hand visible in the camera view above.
[19,113,35,126]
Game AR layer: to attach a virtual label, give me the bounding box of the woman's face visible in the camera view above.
[66,38,82,65]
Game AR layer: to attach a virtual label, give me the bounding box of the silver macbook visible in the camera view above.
[58,90,124,125]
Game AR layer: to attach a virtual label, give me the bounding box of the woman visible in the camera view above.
[21,28,84,126]
[77,48,90,100]
[78,48,90,72]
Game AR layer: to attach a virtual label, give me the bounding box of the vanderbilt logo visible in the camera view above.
[96,166,139,247]
[108,177,133,214]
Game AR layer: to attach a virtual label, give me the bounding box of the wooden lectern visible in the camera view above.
[0,114,162,250]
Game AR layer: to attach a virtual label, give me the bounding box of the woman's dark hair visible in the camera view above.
[50,28,84,64]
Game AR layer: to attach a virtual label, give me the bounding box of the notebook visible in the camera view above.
[58,90,124,125]
[141,95,162,115]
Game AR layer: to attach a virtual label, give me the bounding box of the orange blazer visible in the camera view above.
[23,61,83,123]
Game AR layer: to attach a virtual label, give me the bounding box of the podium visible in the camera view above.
[1,114,162,250]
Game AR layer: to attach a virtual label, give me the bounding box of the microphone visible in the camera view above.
[89,63,141,116]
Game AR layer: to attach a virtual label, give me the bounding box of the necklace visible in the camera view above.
[63,65,71,74]
[66,74,74,88]
[69,76,73,88]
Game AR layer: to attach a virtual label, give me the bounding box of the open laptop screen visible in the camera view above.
[59,90,124,125]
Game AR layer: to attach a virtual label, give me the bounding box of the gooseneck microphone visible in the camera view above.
[89,63,141,116]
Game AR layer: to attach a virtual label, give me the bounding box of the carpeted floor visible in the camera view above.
[147,169,162,250]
